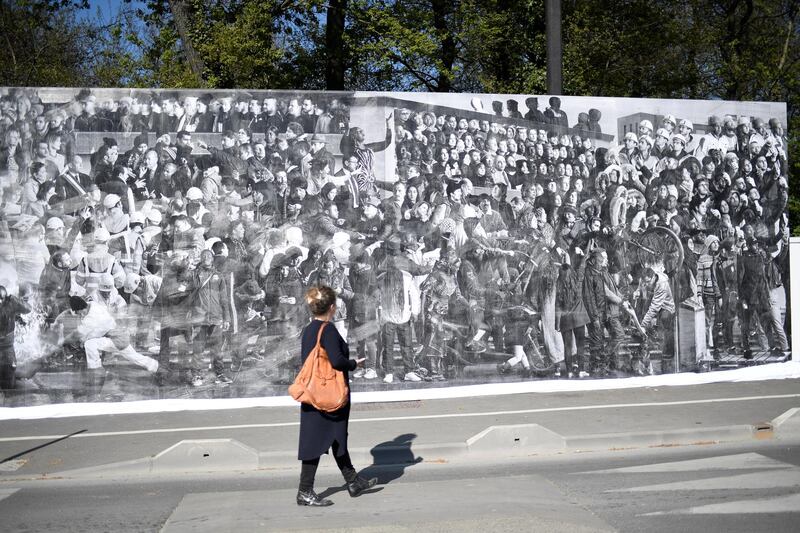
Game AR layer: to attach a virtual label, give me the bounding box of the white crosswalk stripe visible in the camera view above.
[642,493,800,515]
[609,469,800,492]
[578,452,792,474]
[0,488,19,503]
[0,459,26,472]
[577,452,800,516]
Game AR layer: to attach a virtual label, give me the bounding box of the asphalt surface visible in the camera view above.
[1,378,799,479]
[1,378,799,531]
[1,439,799,532]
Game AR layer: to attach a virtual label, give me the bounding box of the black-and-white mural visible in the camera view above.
[0,88,790,406]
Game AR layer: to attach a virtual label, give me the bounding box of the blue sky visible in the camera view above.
[80,0,146,22]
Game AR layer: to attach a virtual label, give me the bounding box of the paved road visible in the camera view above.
[0,439,798,532]
[1,378,799,531]
[2,379,799,478]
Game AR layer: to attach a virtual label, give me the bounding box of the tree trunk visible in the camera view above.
[167,0,205,83]
[431,0,455,92]
[495,0,511,85]
[325,0,347,90]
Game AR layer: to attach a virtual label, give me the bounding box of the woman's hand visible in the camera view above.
[356,357,366,368]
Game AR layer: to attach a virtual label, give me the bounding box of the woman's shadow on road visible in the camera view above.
[360,432,423,485]
[320,433,422,498]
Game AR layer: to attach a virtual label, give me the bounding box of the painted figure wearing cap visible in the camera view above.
[74,93,100,132]
[119,212,147,275]
[76,276,160,395]
[637,119,654,139]
[661,114,677,134]
[619,131,638,164]
[675,119,697,155]
[75,227,126,293]
[101,192,129,235]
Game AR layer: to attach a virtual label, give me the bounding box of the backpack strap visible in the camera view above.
[308,321,329,378]
[315,321,328,347]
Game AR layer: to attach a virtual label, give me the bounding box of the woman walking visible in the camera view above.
[296,285,377,506]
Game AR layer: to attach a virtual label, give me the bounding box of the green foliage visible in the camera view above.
[458,0,547,94]
[347,0,449,91]
[0,1,99,86]
[562,1,704,98]
[132,0,326,89]
[344,0,546,93]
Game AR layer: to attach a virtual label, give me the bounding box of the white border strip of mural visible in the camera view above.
[2,361,800,421]
[0,87,791,410]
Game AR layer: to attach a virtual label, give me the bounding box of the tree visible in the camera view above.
[345,0,544,92]
[0,1,103,86]
[135,0,325,89]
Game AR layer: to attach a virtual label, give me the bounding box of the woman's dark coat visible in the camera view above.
[297,319,357,461]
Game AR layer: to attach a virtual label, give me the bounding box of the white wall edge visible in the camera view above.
[790,236,800,360]
[2,360,799,421]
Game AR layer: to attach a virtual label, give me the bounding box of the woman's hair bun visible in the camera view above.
[305,286,336,316]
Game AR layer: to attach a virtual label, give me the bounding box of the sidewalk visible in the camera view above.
[2,377,799,481]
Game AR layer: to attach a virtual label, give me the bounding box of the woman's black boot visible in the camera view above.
[296,489,333,506]
[347,476,378,497]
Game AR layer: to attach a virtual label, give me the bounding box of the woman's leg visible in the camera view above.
[297,455,332,506]
[332,440,377,496]
[299,457,320,492]
[331,440,356,483]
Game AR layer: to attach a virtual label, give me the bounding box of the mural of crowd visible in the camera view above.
[0,88,791,405]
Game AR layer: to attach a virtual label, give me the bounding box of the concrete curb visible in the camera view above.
[771,407,800,440]
[152,439,260,472]
[34,414,795,480]
[466,424,566,454]
[565,424,766,451]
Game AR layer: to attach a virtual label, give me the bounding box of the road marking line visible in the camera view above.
[611,468,800,492]
[579,452,793,474]
[0,459,27,472]
[0,488,19,502]
[642,492,800,515]
[1,393,799,443]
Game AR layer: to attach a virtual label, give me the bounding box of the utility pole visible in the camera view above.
[325,0,347,90]
[546,0,562,95]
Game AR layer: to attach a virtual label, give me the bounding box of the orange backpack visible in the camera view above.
[288,322,349,412]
